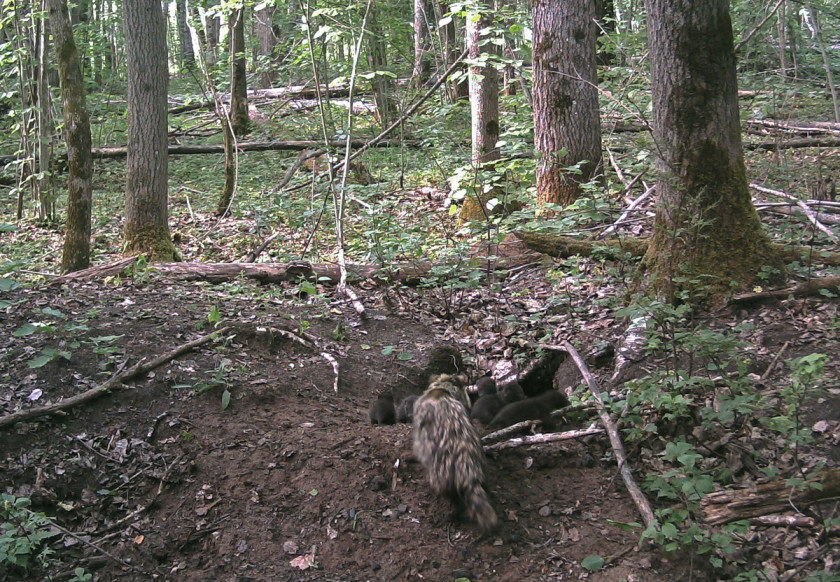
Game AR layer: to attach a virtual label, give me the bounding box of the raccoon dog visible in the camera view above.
[396,394,419,423]
[369,392,396,425]
[412,374,498,532]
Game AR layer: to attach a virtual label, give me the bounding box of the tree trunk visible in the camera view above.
[459,7,500,222]
[532,0,603,213]
[37,0,54,221]
[229,6,249,137]
[175,0,195,71]
[434,0,467,101]
[366,8,395,129]
[124,0,177,261]
[255,5,277,89]
[411,0,431,88]
[205,10,220,67]
[216,113,235,216]
[47,0,93,273]
[643,0,783,301]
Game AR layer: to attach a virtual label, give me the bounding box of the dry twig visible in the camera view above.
[483,426,603,452]
[0,328,231,430]
[563,341,656,528]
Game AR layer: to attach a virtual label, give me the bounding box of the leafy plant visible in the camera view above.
[0,495,58,569]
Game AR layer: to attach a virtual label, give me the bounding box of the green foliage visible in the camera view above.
[581,555,605,572]
[0,495,58,569]
[615,292,826,571]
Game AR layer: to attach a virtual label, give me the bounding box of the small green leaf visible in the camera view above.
[381,345,395,356]
[13,323,38,337]
[208,305,221,324]
[40,307,66,318]
[581,555,605,571]
[299,281,318,295]
[397,352,414,361]
[28,355,53,368]
[309,488,318,496]
[221,389,231,410]
[0,277,20,291]
[360,344,371,350]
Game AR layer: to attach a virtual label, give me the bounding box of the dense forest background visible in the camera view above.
[1,0,839,581]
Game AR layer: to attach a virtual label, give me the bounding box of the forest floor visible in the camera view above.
[1,223,839,581]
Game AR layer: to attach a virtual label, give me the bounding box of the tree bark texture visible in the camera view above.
[532,0,603,211]
[229,6,249,137]
[256,5,278,89]
[459,8,500,221]
[124,0,176,261]
[643,0,782,300]
[411,0,431,88]
[365,8,395,129]
[47,0,93,273]
[205,11,220,67]
[175,0,195,70]
[216,113,236,216]
[434,0,468,101]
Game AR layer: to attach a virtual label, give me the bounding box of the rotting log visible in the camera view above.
[511,232,649,259]
[701,468,840,526]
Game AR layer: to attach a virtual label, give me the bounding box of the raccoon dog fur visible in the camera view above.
[471,379,525,425]
[369,392,396,425]
[396,394,419,423]
[475,376,497,397]
[412,374,498,532]
[489,389,569,429]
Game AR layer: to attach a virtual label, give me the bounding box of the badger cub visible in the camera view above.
[412,373,498,532]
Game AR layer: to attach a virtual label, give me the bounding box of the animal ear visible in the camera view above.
[453,374,468,386]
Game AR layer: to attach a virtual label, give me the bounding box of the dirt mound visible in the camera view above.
[0,281,681,581]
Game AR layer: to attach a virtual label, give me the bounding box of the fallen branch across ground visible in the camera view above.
[483,426,603,451]
[729,276,840,304]
[0,327,232,430]
[563,341,657,529]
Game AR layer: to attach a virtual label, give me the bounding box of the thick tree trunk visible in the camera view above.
[229,6,249,137]
[205,11,220,67]
[366,9,395,129]
[47,0,93,273]
[255,5,277,89]
[411,0,431,88]
[124,0,176,261]
[459,8,500,222]
[643,0,783,300]
[175,0,195,70]
[532,0,603,212]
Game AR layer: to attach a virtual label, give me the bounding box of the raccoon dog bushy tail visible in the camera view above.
[412,375,498,532]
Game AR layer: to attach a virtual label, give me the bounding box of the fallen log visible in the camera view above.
[729,276,840,304]
[701,468,840,526]
[510,232,840,267]
[0,139,414,165]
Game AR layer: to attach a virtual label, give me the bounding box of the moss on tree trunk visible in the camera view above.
[643,0,784,302]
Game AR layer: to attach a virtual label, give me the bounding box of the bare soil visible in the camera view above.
[1,270,838,581]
